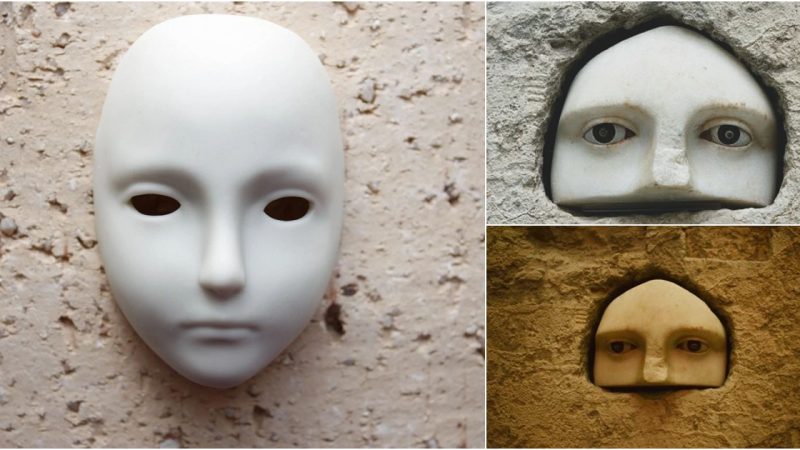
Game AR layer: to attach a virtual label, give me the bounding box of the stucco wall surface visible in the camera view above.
[0,2,485,447]
[487,226,800,447]
[487,2,800,224]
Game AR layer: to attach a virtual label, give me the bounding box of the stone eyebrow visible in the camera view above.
[558,103,651,127]
[693,104,775,131]
[696,102,769,114]
[670,325,726,340]
[594,328,643,342]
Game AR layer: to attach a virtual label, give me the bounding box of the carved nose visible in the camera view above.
[198,223,245,299]
[652,146,690,188]
[642,352,669,384]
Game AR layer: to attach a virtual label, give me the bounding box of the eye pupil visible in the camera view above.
[610,342,624,353]
[593,123,616,144]
[717,125,740,145]
[130,194,180,216]
[264,196,311,221]
[686,340,702,352]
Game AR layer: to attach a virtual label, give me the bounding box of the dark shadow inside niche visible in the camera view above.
[541,16,787,216]
[579,267,735,392]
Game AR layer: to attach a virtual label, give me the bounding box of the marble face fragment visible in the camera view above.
[551,26,779,214]
[593,280,727,388]
[93,15,344,388]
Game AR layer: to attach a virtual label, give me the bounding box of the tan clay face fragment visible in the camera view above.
[594,280,727,388]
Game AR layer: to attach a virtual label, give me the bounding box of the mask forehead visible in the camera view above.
[96,14,342,188]
[561,26,774,121]
[597,280,725,340]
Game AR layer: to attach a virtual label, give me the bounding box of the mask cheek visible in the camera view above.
[103,248,192,341]
[97,208,200,339]
[244,231,338,336]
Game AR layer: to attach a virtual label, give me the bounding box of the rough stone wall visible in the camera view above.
[0,2,485,447]
[487,226,800,447]
[487,2,800,224]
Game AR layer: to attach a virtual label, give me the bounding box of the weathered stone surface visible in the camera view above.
[487,2,800,224]
[0,2,485,447]
[487,226,800,447]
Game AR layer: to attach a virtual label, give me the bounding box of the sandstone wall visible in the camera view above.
[487,226,800,447]
[0,2,485,447]
[487,2,800,224]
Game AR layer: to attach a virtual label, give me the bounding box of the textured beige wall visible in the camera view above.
[487,226,800,447]
[487,2,800,224]
[0,2,485,447]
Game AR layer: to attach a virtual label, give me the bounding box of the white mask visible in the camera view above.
[93,15,344,388]
[593,280,727,388]
[551,26,779,214]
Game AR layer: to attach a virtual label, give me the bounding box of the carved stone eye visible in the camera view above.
[583,122,636,145]
[264,196,311,221]
[676,338,709,353]
[130,194,180,216]
[700,124,752,147]
[608,340,636,354]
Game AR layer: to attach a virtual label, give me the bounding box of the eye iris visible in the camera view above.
[130,194,180,216]
[264,196,311,221]
[610,342,625,353]
[592,123,616,144]
[717,125,740,145]
[686,340,702,352]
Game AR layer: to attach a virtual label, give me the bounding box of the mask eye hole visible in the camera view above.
[583,122,636,145]
[700,124,752,147]
[608,340,637,354]
[130,194,180,216]
[264,196,311,221]
[676,338,709,353]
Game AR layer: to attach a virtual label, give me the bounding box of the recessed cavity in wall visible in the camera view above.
[543,18,786,216]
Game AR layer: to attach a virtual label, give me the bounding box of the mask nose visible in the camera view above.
[642,348,669,384]
[198,219,245,299]
[651,142,690,188]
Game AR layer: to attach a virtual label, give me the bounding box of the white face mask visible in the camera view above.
[552,26,779,214]
[593,280,727,388]
[93,15,344,388]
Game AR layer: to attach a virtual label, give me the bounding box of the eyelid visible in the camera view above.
[120,183,185,203]
[676,336,708,342]
[595,331,638,344]
[263,188,318,205]
[581,117,639,136]
[599,337,638,348]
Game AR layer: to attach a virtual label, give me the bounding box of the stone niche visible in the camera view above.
[486,226,800,447]
[592,279,728,389]
[486,2,800,224]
